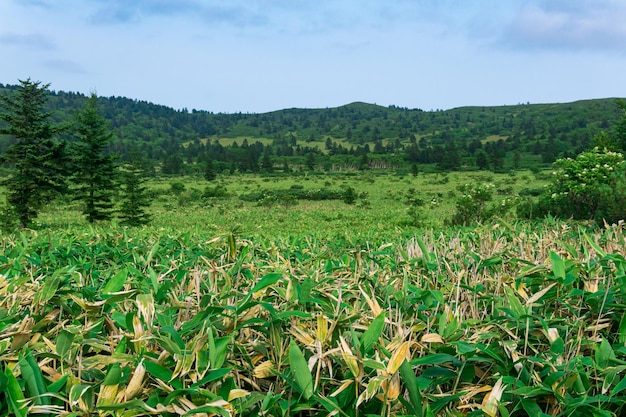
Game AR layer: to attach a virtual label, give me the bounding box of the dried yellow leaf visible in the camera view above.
[360,287,382,317]
[387,341,411,375]
[339,336,360,379]
[481,378,506,417]
[290,326,315,345]
[227,389,250,401]
[421,333,444,343]
[125,360,146,401]
[253,360,275,379]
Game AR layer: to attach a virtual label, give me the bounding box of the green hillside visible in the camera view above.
[0,82,623,174]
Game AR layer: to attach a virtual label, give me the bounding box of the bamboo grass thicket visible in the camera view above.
[1,221,626,415]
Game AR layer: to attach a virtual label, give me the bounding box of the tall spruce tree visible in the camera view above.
[118,153,152,226]
[72,93,117,223]
[0,79,67,227]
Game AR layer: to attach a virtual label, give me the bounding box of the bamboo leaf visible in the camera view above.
[102,363,122,386]
[102,267,128,294]
[209,328,230,370]
[143,360,183,389]
[399,361,423,417]
[550,251,566,280]
[387,341,411,375]
[289,340,313,400]
[4,365,27,417]
[56,330,75,360]
[19,348,49,406]
[595,337,616,369]
[361,312,385,355]
[410,353,462,367]
[584,231,607,257]
[251,272,282,294]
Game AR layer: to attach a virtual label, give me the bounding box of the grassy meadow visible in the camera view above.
[37,170,549,238]
[3,170,626,416]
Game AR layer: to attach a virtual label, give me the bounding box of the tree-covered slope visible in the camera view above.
[0,81,624,173]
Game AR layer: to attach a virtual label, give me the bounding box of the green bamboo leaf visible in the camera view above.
[228,232,237,260]
[4,365,27,417]
[102,363,122,386]
[611,375,626,396]
[47,374,69,394]
[583,231,607,258]
[619,313,626,345]
[595,337,615,369]
[102,268,128,294]
[143,360,183,389]
[410,353,462,367]
[361,312,385,355]
[550,251,566,280]
[69,384,93,409]
[289,340,313,400]
[190,368,232,388]
[34,267,69,305]
[208,328,230,370]
[56,330,75,360]
[251,272,282,293]
[400,361,423,417]
[19,348,49,406]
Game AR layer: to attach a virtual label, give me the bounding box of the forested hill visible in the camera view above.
[0,82,624,174]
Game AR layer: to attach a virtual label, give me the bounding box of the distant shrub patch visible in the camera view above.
[538,148,626,223]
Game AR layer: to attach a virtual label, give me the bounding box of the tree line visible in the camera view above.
[0,79,151,227]
[0,82,622,176]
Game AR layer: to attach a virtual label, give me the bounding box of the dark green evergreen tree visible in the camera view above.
[260,151,273,173]
[0,79,67,227]
[475,149,490,170]
[72,93,117,223]
[118,154,152,226]
[613,99,626,151]
[204,158,217,181]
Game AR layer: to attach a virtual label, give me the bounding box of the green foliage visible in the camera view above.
[1,82,621,178]
[204,158,217,181]
[71,93,117,223]
[448,182,518,226]
[538,148,626,223]
[3,223,626,415]
[449,182,495,225]
[118,157,152,226]
[169,181,186,195]
[0,79,68,226]
[342,185,357,204]
[239,186,350,204]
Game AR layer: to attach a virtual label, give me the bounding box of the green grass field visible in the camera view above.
[3,170,626,416]
[36,170,549,238]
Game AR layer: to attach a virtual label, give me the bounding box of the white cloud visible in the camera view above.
[0,32,56,49]
[503,0,626,51]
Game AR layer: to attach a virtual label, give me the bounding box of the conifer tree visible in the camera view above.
[72,93,117,223]
[118,153,152,226]
[0,79,67,227]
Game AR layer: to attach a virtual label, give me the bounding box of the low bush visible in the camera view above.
[537,148,626,223]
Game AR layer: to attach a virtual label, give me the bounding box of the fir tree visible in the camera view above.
[72,93,117,223]
[0,79,67,227]
[204,158,217,181]
[118,154,152,226]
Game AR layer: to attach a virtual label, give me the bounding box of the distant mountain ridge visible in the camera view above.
[1,82,624,173]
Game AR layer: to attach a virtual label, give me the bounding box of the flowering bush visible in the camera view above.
[539,148,626,223]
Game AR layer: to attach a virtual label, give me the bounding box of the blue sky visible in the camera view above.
[1,0,625,113]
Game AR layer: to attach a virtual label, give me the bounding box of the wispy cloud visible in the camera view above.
[502,0,626,51]
[0,32,56,49]
[43,59,87,74]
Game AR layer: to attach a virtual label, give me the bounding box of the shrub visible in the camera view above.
[538,148,626,223]
[449,183,495,226]
[170,181,186,195]
[203,185,229,199]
